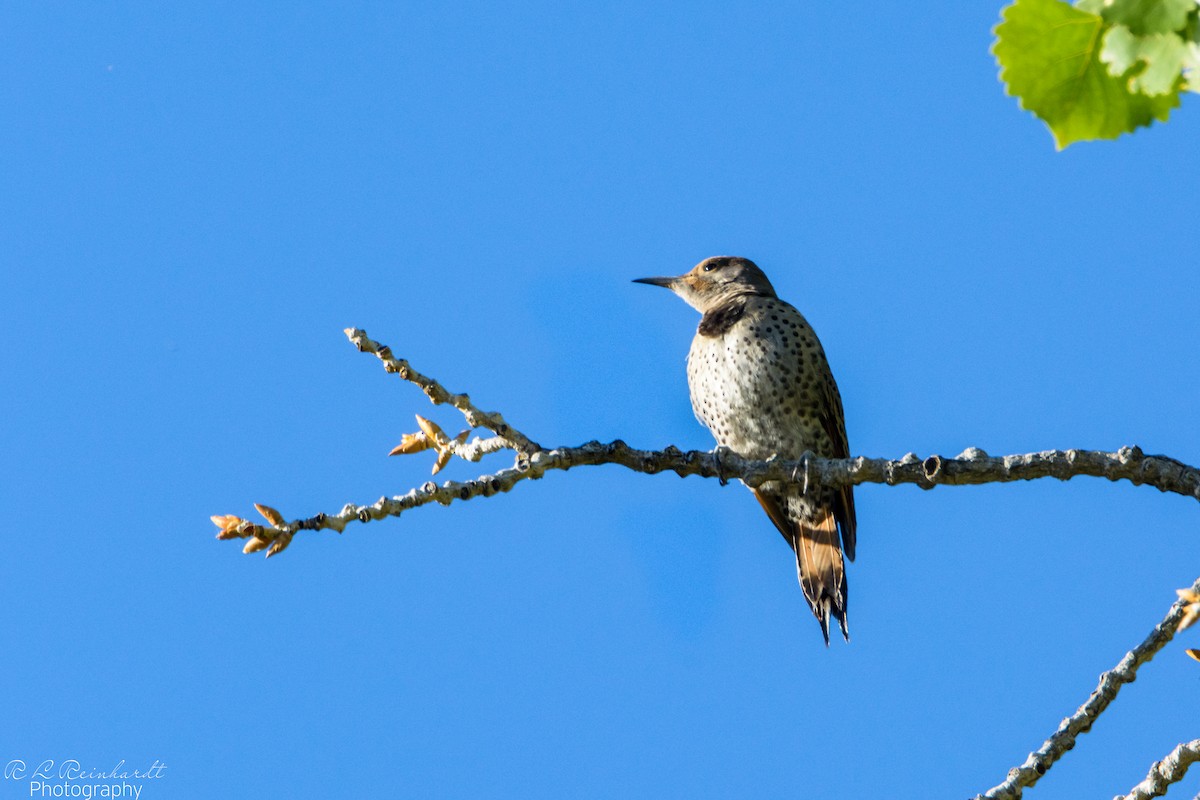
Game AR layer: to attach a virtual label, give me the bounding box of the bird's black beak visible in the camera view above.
[632,276,678,289]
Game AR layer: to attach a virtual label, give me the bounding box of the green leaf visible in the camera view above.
[1185,41,1200,91]
[1103,0,1194,35]
[1101,25,1189,94]
[994,0,1180,148]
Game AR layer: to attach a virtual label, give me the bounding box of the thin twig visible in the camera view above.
[1114,739,1200,800]
[344,327,540,453]
[973,578,1200,800]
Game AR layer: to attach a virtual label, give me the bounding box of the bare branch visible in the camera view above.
[973,577,1200,800]
[1115,739,1200,800]
[344,327,539,452]
[213,438,1200,548]
[213,328,1200,552]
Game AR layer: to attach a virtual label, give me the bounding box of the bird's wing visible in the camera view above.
[816,360,857,562]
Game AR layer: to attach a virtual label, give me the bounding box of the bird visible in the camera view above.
[634,256,856,644]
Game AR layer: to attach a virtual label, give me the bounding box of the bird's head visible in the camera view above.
[633,256,776,312]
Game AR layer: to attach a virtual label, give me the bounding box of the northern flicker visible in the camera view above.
[635,256,856,644]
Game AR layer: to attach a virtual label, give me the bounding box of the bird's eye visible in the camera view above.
[703,263,715,272]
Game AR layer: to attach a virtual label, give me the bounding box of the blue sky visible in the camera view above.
[3,3,1200,798]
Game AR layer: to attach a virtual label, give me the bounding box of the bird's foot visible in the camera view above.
[791,451,814,496]
[713,446,731,486]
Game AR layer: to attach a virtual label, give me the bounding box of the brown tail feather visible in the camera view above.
[753,489,849,644]
[794,508,848,645]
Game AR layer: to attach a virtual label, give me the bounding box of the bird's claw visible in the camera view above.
[790,451,813,496]
[713,446,730,486]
